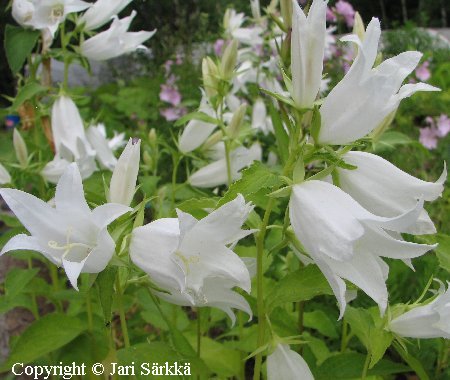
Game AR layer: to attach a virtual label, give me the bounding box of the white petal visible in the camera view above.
[179,119,217,153]
[91,203,132,228]
[0,163,11,184]
[62,255,89,291]
[86,125,117,170]
[267,344,314,380]
[82,227,115,273]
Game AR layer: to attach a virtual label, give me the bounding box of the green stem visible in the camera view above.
[86,288,94,333]
[115,277,130,348]
[49,264,62,312]
[361,352,370,379]
[253,198,275,380]
[224,140,233,187]
[28,258,40,320]
[340,319,348,352]
[171,156,180,209]
[238,311,246,380]
[197,308,201,358]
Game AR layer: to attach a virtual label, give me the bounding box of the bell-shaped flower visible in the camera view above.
[80,11,156,61]
[189,146,259,188]
[337,151,447,235]
[289,180,435,318]
[108,138,140,206]
[0,163,11,185]
[130,195,254,322]
[86,125,117,170]
[251,98,274,135]
[389,281,450,339]
[12,0,91,37]
[0,163,131,290]
[88,123,126,151]
[267,344,314,380]
[290,0,327,109]
[78,0,132,31]
[318,18,440,145]
[179,95,217,153]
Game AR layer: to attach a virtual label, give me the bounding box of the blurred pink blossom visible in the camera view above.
[415,61,431,82]
[326,7,337,22]
[164,59,173,75]
[419,127,439,149]
[214,39,225,56]
[335,0,355,27]
[437,114,450,137]
[160,84,181,106]
[160,107,186,121]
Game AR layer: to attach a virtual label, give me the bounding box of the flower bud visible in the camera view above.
[352,12,365,41]
[0,163,11,185]
[12,0,35,28]
[109,138,141,206]
[227,104,247,139]
[280,0,293,29]
[250,0,261,21]
[202,131,223,151]
[13,129,28,167]
[220,40,238,81]
[202,57,219,99]
[148,128,157,147]
[143,150,153,168]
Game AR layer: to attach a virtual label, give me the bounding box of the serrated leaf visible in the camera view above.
[4,25,40,74]
[266,265,333,312]
[372,131,414,153]
[218,161,282,207]
[0,314,85,371]
[174,111,220,127]
[177,197,218,219]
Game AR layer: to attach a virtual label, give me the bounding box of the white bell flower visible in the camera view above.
[318,18,439,145]
[251,98,274,135]
[78,0,132,31]
[338,151,447,235]
[108,138,140,206]
[0,163,131,290]
[389,281,450,339]
[289,180,435,318]
[86,125,117,170]
[267,344,314,380]
[130,195,254,322]
[290,0,327,109]
[12,0,91,37]
[80,11,156,61]
[0,164,11,185]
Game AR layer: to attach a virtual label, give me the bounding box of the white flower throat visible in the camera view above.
[48,227,92,262]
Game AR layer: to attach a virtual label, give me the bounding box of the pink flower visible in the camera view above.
[164,60,173,75]
[335,0,355,27]
[415,61,431,82]
[419,127,439,150]
[437,114,450,137]
[160,84,182,106]
[326,7,337,22]
[160,107,187,122]
[214,39,225,56]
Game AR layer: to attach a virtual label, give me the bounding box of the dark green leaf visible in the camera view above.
[96,266,117,325]
[5,268,39,298]
[11,82,47,110]
[4,24,40,74]
[268,102,289,163]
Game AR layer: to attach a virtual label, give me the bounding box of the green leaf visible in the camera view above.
[177,197,218,219]
[393,342,430,380]
[372,131,413,153]
[0,314,85,371]
[0,212,22,227]
[268,101,289,164]
[303,310,338,338]
[174,111,220,127]
[435,234,450,273]
[4,24,40,74]
[11,81,47,110]
[218,161,282,207]
[266,265,333,312]
[260,87,296,108]
[314,353,409,379]
[96,266,117,325]
[5,268,39,298]
[310,106,321,144]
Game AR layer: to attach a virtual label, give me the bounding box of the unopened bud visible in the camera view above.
[223,9,231,31]
[202,57,219,99]
[250,0,261,21]
[220,40,238,81]
[148,128,157,146]
[280,0,293,29]
[202,130,223,151]
[353,12,365,42]
[227,104,247,139]
[13,129,28,167]
[143,150,153,167]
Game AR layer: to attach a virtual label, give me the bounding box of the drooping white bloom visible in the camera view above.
[290,0,327,109]
[78,0,132,31]
[80,11,156,61]
[289,180,435,318]
[338,151,447,235]
[389,281,450,339]
[189,146,257,188]
[42,95,97,183]
[179,96,217,153]
[12,0,91,37]
[130,195,254,323]
[267,344,314,380]
[0,163,131,290]
[86,125,117,170]
[92,123,126,151]
[251,98,273,135]
[318,18,440,145]
[0,163,11,185]
[108,138,140,206]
